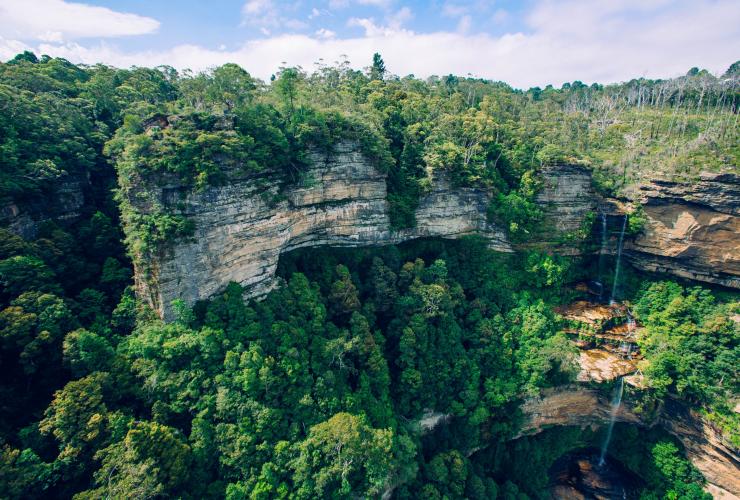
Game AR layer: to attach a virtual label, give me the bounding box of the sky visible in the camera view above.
[0,0,738,88]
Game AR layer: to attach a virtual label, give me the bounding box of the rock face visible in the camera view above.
[0,174,87,239]
[134,142,511,320]
[128,139,739,318]
[625,172,740,289]
[533,164,598,253]
[519,386,740,496]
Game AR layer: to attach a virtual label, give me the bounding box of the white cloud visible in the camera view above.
[0,0,159,42]
[241,0,306,34]
[315,28,336,39]
[2,0,738,88]
[457,15,472,33]
[357,0,393,8]
[388,7,413,29]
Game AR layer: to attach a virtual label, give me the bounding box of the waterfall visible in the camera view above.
[622,312,635,358]
[599,377,625,467]
[596,212,608,300]
[610,215,628,304]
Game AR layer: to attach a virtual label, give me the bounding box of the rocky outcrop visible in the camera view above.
[533,164,598,253]
[133,141,511,319]
[518,386,740,496]
[0,174,88,239]
[625,172,740,289]
[128,137,739,318]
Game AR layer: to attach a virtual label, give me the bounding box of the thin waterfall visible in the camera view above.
[622,312,635,358]
[596,212,608,300]
[599,377,625,467]
[610,215,628,304]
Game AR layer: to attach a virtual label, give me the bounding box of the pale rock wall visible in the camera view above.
[135,142,511,320]
[626,172,740,289]
[518,386,740,496]
[129,139,739,319]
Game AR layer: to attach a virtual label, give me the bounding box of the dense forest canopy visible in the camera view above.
[0,52,738,499]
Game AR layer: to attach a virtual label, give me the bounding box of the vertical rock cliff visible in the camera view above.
[123,139,739,320]
[625,172,740,289]
[132,141,511,320]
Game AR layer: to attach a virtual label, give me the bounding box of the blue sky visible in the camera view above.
[1,0,738,88]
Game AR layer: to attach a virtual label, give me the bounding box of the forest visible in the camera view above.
[0,51,738,499]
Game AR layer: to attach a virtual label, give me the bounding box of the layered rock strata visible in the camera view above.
[0,174,87,239]
[128,138,739,319]
[518,386,740,497]
[533,164,598,253]
[625,172,740,289]
[133,142,511,320]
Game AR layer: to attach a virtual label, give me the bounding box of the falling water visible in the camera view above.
[622,312,635,358]
[599,377,625,467]
[610,215,628,304]
[596,212,608,300]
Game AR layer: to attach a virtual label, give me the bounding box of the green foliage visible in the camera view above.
[0,54,734,499]
[292,412,394,498]
[633,282,739,444]
[626,205,648,236]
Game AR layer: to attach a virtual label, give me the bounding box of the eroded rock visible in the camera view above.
[626,172,740,289]
[519,386,740,496]
[131,141,512,319]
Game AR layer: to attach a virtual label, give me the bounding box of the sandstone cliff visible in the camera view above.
[625,172,740,289]
[0,173,87,239]
[126,141,739,319]
[132,141,511,320]
[518,386,740,497]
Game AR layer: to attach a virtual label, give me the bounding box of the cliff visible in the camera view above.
[625,172,740,289]
[518,386,740,497]
[126,141,739,319]
[132,141,511,320]
[0,173,88,239]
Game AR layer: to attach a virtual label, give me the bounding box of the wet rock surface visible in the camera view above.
[519,386,740,497]
[549,449,644,500]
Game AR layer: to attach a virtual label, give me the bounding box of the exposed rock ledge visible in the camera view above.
[128,139,739,319]
[0,174,87,239]
[625,172,740,289]
[518,386,740,497]
[133,141,512,320]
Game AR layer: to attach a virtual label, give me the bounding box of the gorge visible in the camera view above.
[0,54,737,499]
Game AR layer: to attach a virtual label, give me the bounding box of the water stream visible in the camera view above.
[610,215,628,304]
[599,377,625,466]
[596,212,608,300]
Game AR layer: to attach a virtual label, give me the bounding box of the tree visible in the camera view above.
[0,256,58,302]
[274,67,301,119]
[328,264,360,320]
[63,328,114,376]
[207,63,256,111]
[370,53,386,81]
[291,413,394,498]
[39,373,110,468]
[85,421,192,499]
